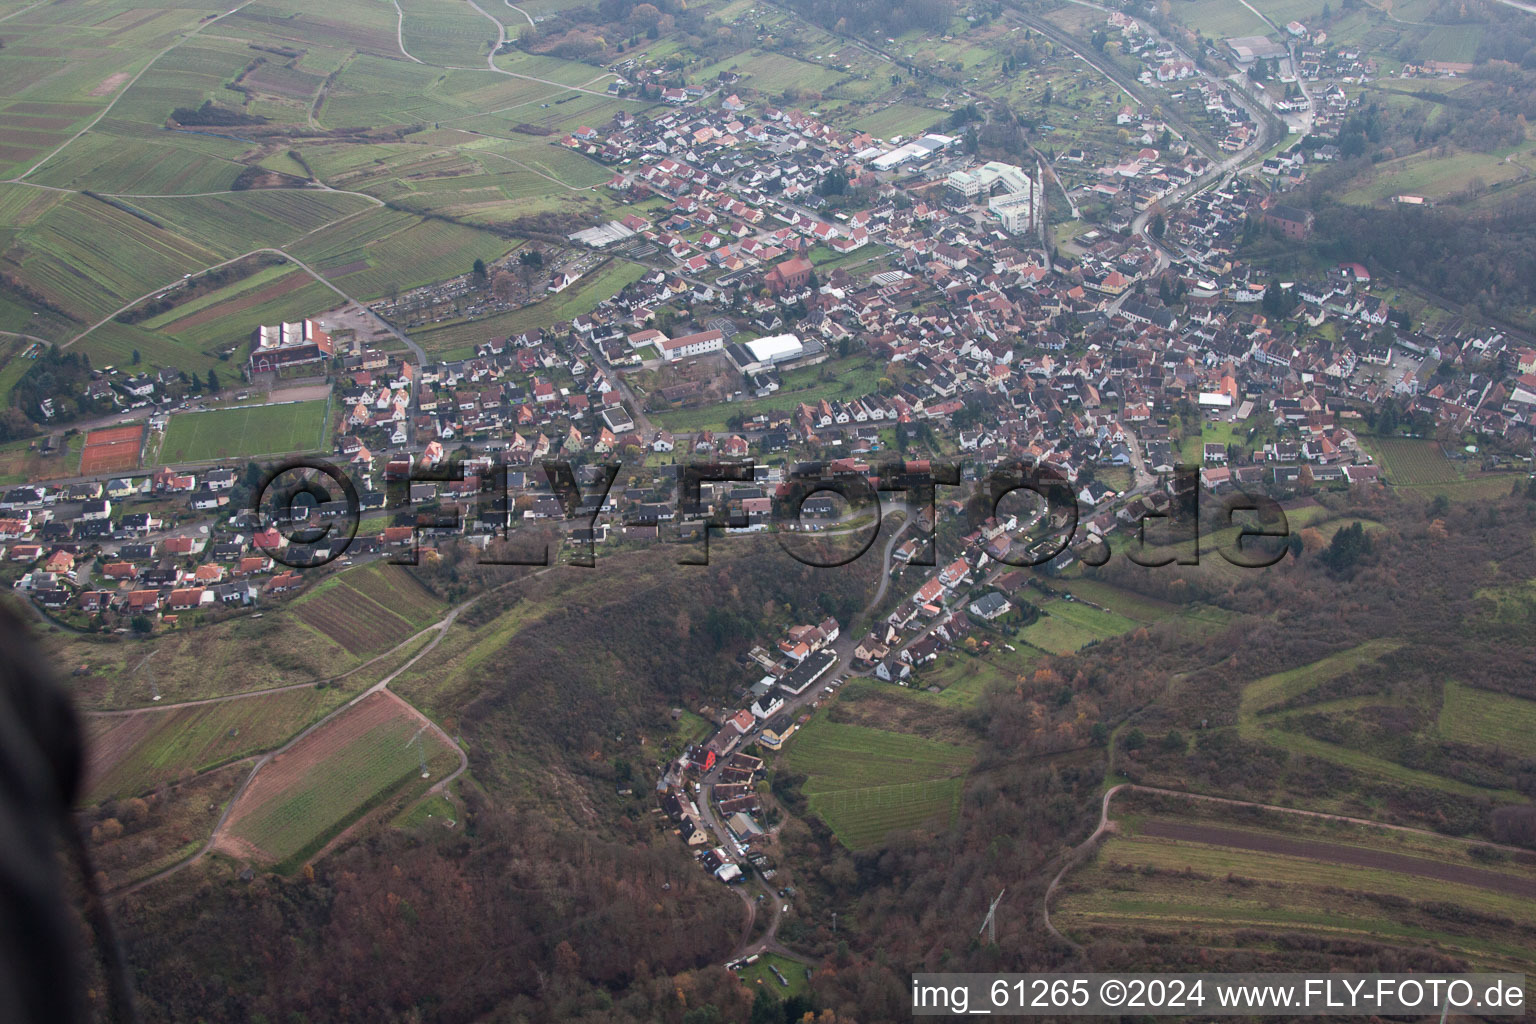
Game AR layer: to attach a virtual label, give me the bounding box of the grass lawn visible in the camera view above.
[783,717,972,850]
[1239,638,1407,719]
[1337,145,1527,205]
[1019,597,1139,655]
[223,694,457,868]
[1234,639,1526,800]
[736,953,812,1002]
[160,398,329,463]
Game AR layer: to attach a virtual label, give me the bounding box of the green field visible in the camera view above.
[1058,811,1536,973]
[84,686,344,803]
[1234,639,1526,800]
[1340,146,1530,205]
[848,103,945,140]
[224,696,456,867]
[736,953,811,1002]
[784,718,973,849]
[159,398,330,463]
[1239,638,1407,718]
[1438,681,1536,754]
[1020,598,1140,655]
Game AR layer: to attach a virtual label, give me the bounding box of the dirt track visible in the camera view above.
[1138,819,1536,901]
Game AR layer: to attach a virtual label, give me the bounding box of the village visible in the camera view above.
[8,1,1536,634]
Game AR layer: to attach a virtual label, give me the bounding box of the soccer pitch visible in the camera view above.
[160,399,330,463]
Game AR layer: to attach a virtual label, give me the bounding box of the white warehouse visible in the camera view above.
[745,333,803,365]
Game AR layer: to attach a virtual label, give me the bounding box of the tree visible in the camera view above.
[518,249,543,269]
[1151,213,1166,239]
[1261,280,1289,319]
[130,615,153,634]
[207,369,220,392]
[472,257,488,282]
[491,271,518,304]
[750,989,781,1024]
[131,349,141,365]
[1122,727,1146,751]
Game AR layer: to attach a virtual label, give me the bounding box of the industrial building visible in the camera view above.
[249,319,335,375]
[866,133,956,172]
[945,161,1040,235]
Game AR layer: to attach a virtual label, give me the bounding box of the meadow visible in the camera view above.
[1019,596,1140,656]
[735,953,811,1001]
[1233,638,1527,801]
[159,398,330,463]
[1437,681,1536,754]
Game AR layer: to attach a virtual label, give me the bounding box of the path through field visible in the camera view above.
[110,574,538,895]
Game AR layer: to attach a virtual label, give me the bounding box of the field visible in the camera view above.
[1338,145,1530,206]
[414,259,648,354]
[82,685,345,803]
[1437,681,1536,753]
[650,357,888,433]
[1369,436,1460,485]
[218,691,456,866]
[79,423,144,474]
[158,398,329,463]
[292,563,448,658]
[48,610,367,710]
[847,103,946,140]
[1019,597,1140,655]
[735,953,811,1002]
[783,718,973,849]
[1232,638,1527,801]
[1057,801,1536,973]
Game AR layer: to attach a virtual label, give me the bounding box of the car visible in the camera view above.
[782,905,790,914]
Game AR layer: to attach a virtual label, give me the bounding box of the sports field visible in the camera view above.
[79,423,144,474]
[159,399,329,463]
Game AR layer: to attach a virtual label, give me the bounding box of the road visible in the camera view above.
[691,509,916,959]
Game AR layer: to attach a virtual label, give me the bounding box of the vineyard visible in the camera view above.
[292,563,447,657]
[1372,437,1460,485]
[219,692,454,866]
[83,686,343,802]
[785,718,973,850]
